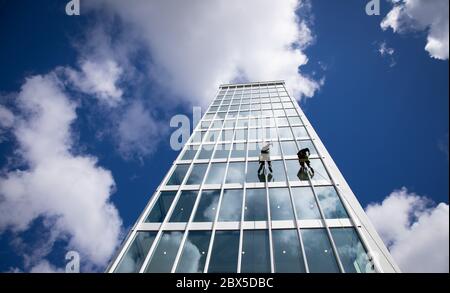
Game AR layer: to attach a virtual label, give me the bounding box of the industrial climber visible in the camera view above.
[258,142,273,174]
[297,148,314,177]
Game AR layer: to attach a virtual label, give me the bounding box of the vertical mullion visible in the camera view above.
[237,98,249,273]
[262,87,276,273]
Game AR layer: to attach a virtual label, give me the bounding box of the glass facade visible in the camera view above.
[109,81,398,273]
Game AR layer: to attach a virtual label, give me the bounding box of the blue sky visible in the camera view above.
[0,0,448,273]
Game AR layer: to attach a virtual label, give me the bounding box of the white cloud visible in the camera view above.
[381,0,449,60]
[65,59,124,107]
[378,42,395,56]
[0,105,15,142]
[366,187,449,273]
[116,100,166,160]
[0,73,122,269]
[377,41,396,67]
[87,0,320,105]
[0,105,14,128]
[29,260,64,273]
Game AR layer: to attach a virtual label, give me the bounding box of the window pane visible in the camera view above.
[222,129,234,141]
[234,129,247,140]
[208,231,240,272]
[244,189,267,221]
[248,128,257,140]
[301,229,340,273]
[270,140,281,156]
[297,140,317,155]
[292,126,308,138]
[181,147,197,160]
[247,142,262,157]
[146,191,177,222]
[191,131,204,143]
[278,127,293,139]
[241,230,271,273]
[286,109,297,116]
[115,232,157,273]
[331,228,373,273]
[205,163,227,184]
[205,130,220,143]
[288,116,302,125]
[169,191,198,222]
[198,144,214,160]
[186,164,208,185]
[212,120,223,129]
[218,189,243,221]
[276,117,289,126]
[268,160,286,182]
[291,187,321,220]
[236,119,248,128]
[310,159,330,182]
[231,143,247,158]
[281,140,298,156]
[315,186,348,219]
[285,159,304,182]
[269,188,294,220]
[193,190,220,222]
[214,143,231,159]
[272,229,306,273]
[246,161,266,183]
[166,164,189,185]
[176,231,212,273]
[225,162,246,184]
[145,231,184,273]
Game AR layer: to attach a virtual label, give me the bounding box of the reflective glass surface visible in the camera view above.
[231,143,247,158]
[214,143,230,159]
[176,231,212,273]
[193,190,220,222]
[301,229,340,273]
[146,191,177,222]
[208,231,240,272]
[169,191,198,222]
[267,160,286,182]
[241,230,271,273]
[269,188,294,220]
[225,162,246,184]
[205,163,227,184]
[331,228,373,273]
[166,164,189,185]
[181,147,197,160]
[291,187,321,220]
[218,189,243,221]
[198,144,215,160]
[244,188,268,221]
[272,229,306,272]
[115,232,157,273]
[281,140,298,156]
[315,186,348,219]
[186,164,208,185]
[145,231,184,273]
[246,161,266,183]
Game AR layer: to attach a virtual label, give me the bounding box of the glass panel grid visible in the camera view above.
[110,82,377,274]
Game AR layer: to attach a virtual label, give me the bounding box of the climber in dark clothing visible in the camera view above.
[258,142,273,174]
[297,148,314,177]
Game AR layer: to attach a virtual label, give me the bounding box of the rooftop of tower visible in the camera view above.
[219,80,285,89]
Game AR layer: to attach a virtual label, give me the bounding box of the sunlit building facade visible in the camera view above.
[107,81,400,273]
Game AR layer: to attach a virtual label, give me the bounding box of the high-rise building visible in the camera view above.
[107,81,400,273]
